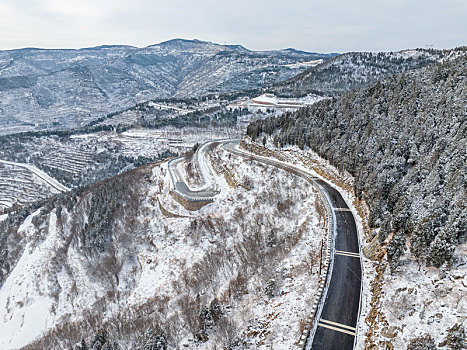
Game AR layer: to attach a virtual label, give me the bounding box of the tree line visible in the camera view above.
[248,54,467,270]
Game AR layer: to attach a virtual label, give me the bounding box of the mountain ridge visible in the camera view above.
[271,47,467,97]
[248,54,467,269]
[0,39,334,135]
[4,39,327,55]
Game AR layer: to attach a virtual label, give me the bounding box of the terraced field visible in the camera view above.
[40,146,95,182]
[0,161,64,211]
[0,118,35,136]
[0,126,243,210]
[71,127,242,158]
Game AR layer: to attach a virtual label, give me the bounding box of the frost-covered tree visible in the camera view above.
[247,53,467,268]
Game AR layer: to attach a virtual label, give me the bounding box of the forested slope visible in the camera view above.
[0,146,324,349]
[247,54,467,270]
[271,48,466,97]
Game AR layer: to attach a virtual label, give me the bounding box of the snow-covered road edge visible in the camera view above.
[0,159,70,193]
[167,139,233,202]
[232,139,370,349]
[221,140,336,349]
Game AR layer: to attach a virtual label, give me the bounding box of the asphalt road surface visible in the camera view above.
[167,145,219,200]
[309,180,361,350]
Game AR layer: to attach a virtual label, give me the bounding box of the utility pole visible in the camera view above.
[319,238,323,275]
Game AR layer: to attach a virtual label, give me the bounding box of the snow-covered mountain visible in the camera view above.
[0,39,334,134]
[1,43,466,350]
[271,47,467,97]
[248,53,467,269]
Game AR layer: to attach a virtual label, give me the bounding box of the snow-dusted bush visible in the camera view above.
[407,334,436,350]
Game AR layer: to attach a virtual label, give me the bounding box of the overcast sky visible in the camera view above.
[1,0,466,52]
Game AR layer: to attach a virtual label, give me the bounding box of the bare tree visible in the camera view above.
[217,316,238,349]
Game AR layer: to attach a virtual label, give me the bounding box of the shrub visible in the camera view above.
[407,334,436,350]
[264,279,276,298]
[442,323,466,350]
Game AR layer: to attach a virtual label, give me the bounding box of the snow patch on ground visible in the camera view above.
[229,93,325,111]
[131,146,325,348]
[0,142,327,348]
[0,160,66,210]
[379,244,466,348]
[0,210,57,349]
[283,59,323,69]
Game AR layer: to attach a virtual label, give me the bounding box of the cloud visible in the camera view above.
[0,0,465,52]
[43,0,107,18]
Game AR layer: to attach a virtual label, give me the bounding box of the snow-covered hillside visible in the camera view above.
[0,144,326,349]
[0,160,67,212]
[240,140,466,350]
[229,93,325,111]
[0,39,334,134]
[272,47,467,97]
[1,43,465,350]
[0,96,279,208]
[245,49,467,348]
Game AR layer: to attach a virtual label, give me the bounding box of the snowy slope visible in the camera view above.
[0,39,334,134]
[0,145,326,349]
[272,47,467,97]
[0,161,66,211]
[241,140,466,349]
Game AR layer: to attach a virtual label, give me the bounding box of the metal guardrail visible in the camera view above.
[171,188,216,203]
[167,140,230,203]
[167,157,181,190]
[300,185,335,349]
[221,141,334,349]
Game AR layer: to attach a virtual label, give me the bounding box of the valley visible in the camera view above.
[0,39,336,135]
[0,90,321,210]
[0,40,465,350]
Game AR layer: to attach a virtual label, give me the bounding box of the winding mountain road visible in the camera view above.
[309,180,362,350]
[167,141,221,201]
[222,140,362,350]
[170,139,362,348]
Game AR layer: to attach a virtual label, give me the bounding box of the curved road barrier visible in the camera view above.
[167,150,219,203]
[223,140,363,350]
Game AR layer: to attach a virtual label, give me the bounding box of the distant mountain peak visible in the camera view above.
[224,44,249,52]
[148,38,209,48]
[83,44,137,50]
[149,39,249,52]
[146,39,334,56]
[281,48,330,56]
